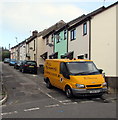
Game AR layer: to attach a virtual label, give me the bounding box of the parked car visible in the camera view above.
[14,60,23,69]
[19,60,37,74]
[9,59,16,66]
[4,58,10,63]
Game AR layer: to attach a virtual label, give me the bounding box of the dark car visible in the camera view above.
[14,60,23,69]
[4,58,10,63]
[9,59,16,66]
[19,60,37,74]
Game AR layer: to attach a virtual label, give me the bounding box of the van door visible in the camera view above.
[56,62,69,90]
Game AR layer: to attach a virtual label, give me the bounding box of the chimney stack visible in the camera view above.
[32,30,38,36]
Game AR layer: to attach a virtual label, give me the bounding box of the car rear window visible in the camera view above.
[26,61,37,65]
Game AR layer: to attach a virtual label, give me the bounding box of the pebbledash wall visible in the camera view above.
[91,3,118,92]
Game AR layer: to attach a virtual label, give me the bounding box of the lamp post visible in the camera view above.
[15,37,19,60]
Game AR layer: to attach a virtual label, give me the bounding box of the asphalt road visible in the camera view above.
[1,63,117,119]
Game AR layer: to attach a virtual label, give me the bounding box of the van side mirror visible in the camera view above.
[62,72,70,79]
[98,69,103,74]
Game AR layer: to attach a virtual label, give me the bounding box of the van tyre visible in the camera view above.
[65,86,73,98]
[46,80,52,89]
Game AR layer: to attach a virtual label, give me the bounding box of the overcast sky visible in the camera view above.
[0,0,117,49]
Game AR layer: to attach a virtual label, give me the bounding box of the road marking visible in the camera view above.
[59,100,72,103]
[62,102,78,105]
[32,75,37,77]
[43,82,46,84]
[80,101,94,103]
[24,107,40,112]
[3,75,13,78]
[1,111,18,116]
[39,89,60,102]
[45,104,59,108]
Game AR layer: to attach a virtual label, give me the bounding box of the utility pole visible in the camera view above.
[9,44,10,50]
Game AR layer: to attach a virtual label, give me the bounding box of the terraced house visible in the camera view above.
[90,2,118,85]
[39,20,65,64]
[26,30,38,61]
[19,40,26,61]
[54,15,85,59]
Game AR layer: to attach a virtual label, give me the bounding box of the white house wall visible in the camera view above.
[36,36,45,66]
[68,21,89,59]
[19,43,26,61]
[91,5,117,77]
[28,39,37,61]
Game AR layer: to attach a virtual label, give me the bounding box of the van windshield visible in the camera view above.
[66,61,100,75]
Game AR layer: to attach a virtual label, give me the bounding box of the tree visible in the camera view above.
[0,47,10,61]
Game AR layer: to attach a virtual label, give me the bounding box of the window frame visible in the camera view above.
[56,33,60,43]
[46,37,49,45]
[70,29,76,41]
[51,34,54,42]
[33,40,35,51]
[83,22,87,36]
[64,30,67,40]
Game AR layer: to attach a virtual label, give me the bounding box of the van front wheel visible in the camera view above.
[65,86,73,98]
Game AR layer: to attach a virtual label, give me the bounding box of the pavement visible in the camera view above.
[0,82,8,105]
[0,62,7,105]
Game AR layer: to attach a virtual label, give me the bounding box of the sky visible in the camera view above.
[0,0,117,49]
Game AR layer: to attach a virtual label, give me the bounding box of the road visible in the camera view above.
[1,63,117,119]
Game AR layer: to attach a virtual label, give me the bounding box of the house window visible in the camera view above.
[64,30,67,40]
[83,22,87,35]
[56,33,60,43]
[51,34,54,42]
[70,29,76,41]
[46,37,49,45]
[34,40,35,51]
[85,54,88,59]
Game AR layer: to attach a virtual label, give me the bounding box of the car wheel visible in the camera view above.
[46,80,52,89]
[65,86,73,98]
[22,69,25,73]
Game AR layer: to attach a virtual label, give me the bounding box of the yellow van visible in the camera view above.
[44,59,107,98]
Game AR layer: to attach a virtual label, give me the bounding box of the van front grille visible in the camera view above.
[86,84,101,88]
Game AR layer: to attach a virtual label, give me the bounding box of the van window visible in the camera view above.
[60,62,68,74]
[66,61,100,75]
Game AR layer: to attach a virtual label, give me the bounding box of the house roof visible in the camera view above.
[67,14,86,27]
[105,1,118,10]
[54,14,85,34]
[68,1,118,30]
[42,20,66,38]
[26,35,37,44]
[37,29,47,37]
[68,6,105,30]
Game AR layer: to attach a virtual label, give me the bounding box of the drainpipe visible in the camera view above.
[89,19,91,60]
[67,29,68,53]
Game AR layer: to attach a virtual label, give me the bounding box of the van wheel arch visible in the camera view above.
[65,85,73,98]
[45,78,52,89]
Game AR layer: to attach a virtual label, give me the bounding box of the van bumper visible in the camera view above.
[72,87,108,96]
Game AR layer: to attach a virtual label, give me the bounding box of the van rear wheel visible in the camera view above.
[46,80,52,89]
[65,86,73,98]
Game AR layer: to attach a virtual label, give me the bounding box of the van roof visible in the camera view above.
[46,59,92,62]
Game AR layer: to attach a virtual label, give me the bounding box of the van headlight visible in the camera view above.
[102,82,107,87]
[76,84,85,88]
